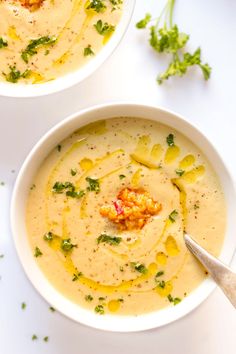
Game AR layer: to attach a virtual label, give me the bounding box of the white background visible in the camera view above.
[0,0,236,353]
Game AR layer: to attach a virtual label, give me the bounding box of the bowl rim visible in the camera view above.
[10,102,236,332]
[0,0,136,98]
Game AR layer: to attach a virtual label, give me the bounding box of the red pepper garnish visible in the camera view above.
[113,200,124,215]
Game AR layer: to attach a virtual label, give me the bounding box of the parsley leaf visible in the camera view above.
[94,20,115,35]
[85,294,93,302]
[119,174,126,180]
[0,37,8,48]
[94,304,105,314]
[52,181,71,193]
[169,209,178,222]
[52,181,85,199]
[97,234,122,246]
[167,294,182,305]
[84,45,95,56]
[166,133,175,146]
[109,0,123,11]
[4,66,31,83]
[136,13,151,29]
[86,0,106,13]
[131,262,148,274]
[61,238,77,252]
[70,168,77,176]
[86,177,100,192]
[21,36,57,63]
[175,169,185,176]
[21,302,26,310]
[157,280,166,289]
[43,231,54,241]
[34,247,43,257]
[155,271,164,279]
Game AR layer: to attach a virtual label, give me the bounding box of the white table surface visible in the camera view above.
[1,0,236,353]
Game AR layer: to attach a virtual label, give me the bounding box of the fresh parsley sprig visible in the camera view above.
[136,0,211,84]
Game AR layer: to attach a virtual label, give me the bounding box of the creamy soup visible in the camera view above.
[0,0,122,84]
[26,118,226,315]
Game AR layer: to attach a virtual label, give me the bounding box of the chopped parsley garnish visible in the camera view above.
[66,190,85,198]
[166,133,175,146]
[85,295,93,302]
[109,0,123,11]
[49,306,55,312]
[131,262,148,274]
[61,238,77,252]
[4,66,30,83]
[52,181,85,199]
[169,209,178,222]
[194,202,200,210]
[98,296,106,301]
[52,181,73,193]
[119,174,126,180]
[34,247,43,257]
[157,280,166,289]
[21,36,57,63]
[175,169,185,176]
[167,294,182,305]
[21,302,26,310]
[119,266,124,272]
[0,254,4,258]
[72,271,83,281]
[155,271,164,279]
[0,182,5,186]
[32,334,38,341]
[86,0,106,13]
[136,0,211,84]
[97,234,122,246]
[57,144,61,152]
[30,184,36,190]
[94,20,115,35]
[94,304,105,314]
[118,298,124,302]
[43,336,49,342]
[0,37,8,48]
[84,45,95,56]
[43,231,54,242]
[70,168,77,176]
[86,177,100,192]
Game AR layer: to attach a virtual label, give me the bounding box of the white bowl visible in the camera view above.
[11,103,236,332]
[0,1,135,98]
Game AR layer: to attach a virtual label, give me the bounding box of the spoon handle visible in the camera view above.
[184,234,236,308]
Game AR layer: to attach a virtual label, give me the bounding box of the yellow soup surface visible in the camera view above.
[0,0,123,84]
[26,118,226,315]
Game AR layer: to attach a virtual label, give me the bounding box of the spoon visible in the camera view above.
[184,234,236,308]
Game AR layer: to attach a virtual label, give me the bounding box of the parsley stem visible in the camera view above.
[169,0,175,28]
